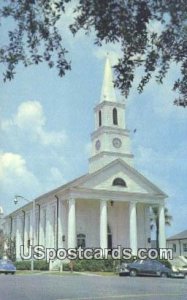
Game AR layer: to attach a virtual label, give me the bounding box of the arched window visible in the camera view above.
[77,233,86,248]
[112,178,127,187]
[113,108,118,125]
[99,110,102,127]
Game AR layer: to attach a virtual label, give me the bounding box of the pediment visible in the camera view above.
[75,159,167,197]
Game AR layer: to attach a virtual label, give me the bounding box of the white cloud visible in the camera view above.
[1,101,67,146]
[0,152,40,192]
[15,101,45,129]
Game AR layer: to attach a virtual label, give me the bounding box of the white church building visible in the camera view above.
[4,57,167,261]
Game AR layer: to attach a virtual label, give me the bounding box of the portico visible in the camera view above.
[54,173,167,255]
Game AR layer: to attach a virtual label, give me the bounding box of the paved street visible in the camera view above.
[0,273,187,300]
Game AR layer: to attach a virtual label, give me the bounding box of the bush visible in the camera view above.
[63,258,115,272]
[15,260,49,270]
[62,263,71,271]
[15,260,31,270]
[34,260,49,270]
[158,258,172,268]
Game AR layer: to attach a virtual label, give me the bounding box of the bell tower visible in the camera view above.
[89,56,134,173]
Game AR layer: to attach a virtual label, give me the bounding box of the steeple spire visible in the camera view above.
[100,55,117,103]
[89,54,133,173]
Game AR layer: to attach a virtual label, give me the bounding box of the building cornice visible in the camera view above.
[94,101,125,112]
[91,126,130,139]
[67,187,166,204]
[89,151,134,162]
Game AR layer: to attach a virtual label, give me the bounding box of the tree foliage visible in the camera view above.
[1,0,187,107]
[5,236,16,261]
[150,207,172,249]
[0,0,71,80]
[0,229,5,258]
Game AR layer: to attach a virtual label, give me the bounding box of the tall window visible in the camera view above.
[113,108,118,125]
[173,243,176,252]
[77,233,86,248]
[99,110,102,126]
[112,178,127,187]
[183,243,187,252]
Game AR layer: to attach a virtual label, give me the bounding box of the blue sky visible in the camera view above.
[0,5,187,237]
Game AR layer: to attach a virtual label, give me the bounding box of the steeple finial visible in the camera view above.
[100,54,117,103]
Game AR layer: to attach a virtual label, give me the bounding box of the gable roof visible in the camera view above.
[26,158,168,200]
[77,159,167,197]
[167,230,187,241]
[6,158,167,217]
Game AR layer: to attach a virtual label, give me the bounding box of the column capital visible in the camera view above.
[129,200,138,207]
[68,198,76,204]
[100,199,108,203]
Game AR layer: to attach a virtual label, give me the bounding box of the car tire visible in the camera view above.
[130,269,137,277]
[160,272,167,278]
[11,272,15,275]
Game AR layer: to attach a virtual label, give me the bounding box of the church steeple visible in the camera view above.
[100,55,117,103]
[88,56,134,173]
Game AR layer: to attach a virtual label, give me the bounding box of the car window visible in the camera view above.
[138,260,144,264]
[153,261,166,268]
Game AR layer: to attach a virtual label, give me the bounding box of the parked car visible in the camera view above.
[176,265,187,275]
[118,262,130,276]
[119,259,185,278]
[0,259,16,275]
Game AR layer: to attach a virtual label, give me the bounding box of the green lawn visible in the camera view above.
[15,270,116,276]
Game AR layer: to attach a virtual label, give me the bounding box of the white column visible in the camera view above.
[22,213,25,251]
[58,200,63,248]
[24,213,29,251]
[100,200,107,249]
[39,207,45,247]
[158,204,166,248]
[16,215,22,260]
[129,201,137,255]
[68,198,76,248]
[145,205,151,248]
[30,201,36,247]
[46,204,52,248]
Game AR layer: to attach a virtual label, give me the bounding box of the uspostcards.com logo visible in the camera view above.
[19,245,173,262]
